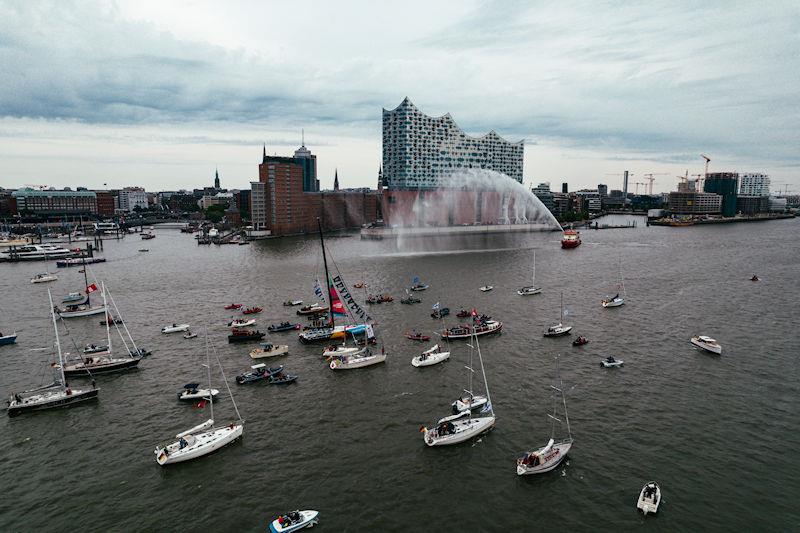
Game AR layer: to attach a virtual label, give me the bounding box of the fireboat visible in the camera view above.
[561,229,581,249]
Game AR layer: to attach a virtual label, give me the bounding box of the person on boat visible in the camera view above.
[179,437,187,449]
[751,274,759,281]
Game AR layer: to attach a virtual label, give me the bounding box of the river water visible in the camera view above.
[1,217,798,532]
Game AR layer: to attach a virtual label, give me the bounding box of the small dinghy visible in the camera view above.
[228,330,266,343]
[228,318,256,328]
[250,343,289,359]
[691,335,722,355]
[283,300,303,306]
[400,291,421,304]
[31,272,58,284]
[479,285,493,292]
[572,336,588,346]
[269,510,319,533]
[750,274,759,282]
[183,332,198,339]
[410,283,429,292]
[404,331,431,342]
[138,248,149,252]
[297,304,328,315]
[456,309,470,318]
[451,392,488,414]
[600,356,624,368]
[62,292,84,303]
[637,481,661,515]
[162,323,190,334]
[430,307,450,319]
[235,363,283,384]
[268,371,298,385]
[83,343,108,354]
[268,322,301,332]
[242,306,263,315]
[412,344,450,367]
[177,383,219,401]
[224,303,243,310]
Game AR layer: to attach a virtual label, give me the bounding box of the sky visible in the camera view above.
[1,0,798,194]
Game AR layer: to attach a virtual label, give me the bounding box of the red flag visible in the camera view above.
[195,399,207,409]
[86,283,98,294]
[471,308,478,317]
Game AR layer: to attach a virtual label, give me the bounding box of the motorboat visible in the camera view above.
[83,344,108,354]
[269,510,319,533]
[572,336,588,346]
[268,322,301,332]
[561,229,581,249]
[405,331,431,342]
[297,304,328,315]
[249,343,289,359]
[141,232,155,240]
[183,332,198,339]
[430,307,450,319]
[268,371,298,384]
[31,272,58,284]
[544,292,572,337]
[228,330,266,343]
[451,392,488,414]
[177,384,220,401]
[155,421,243,465]
[329,347,386,370]
[0,333,18,346]
[242,306,263,315]
[62,292,84,303]
[412,344,450,367]
[224,303,243,310]
[138,248,149,252]
[228,318,256,328]
[479,285,494,292]
[423,410,495,446]
[600,356,624,368]
[1,243,73,261]
[637,482,661,515]
[235,364,284,384]
[162,323,190,334]
[283,300,303,306]
[691,335,722,355]
[400,294,422,304]
[441,320,502,340]
[56,257,106,268]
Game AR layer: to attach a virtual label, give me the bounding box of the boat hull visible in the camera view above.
[424,416,495,446]
[57,305,107,318]
[330,353,386,370]
[7,387,98,416]
[63,357,141,376]
[0,334,17,346]
[412,351,450,367]
[690,338,722,355]
[517,441,572,475]
[155,424,243,465]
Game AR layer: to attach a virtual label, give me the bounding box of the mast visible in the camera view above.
[317,218,334,329]
[560,292,564,323]
[102,282,112,355]
[474,330,493,417]
[82,254,91,307]
[47,289,67,388]
[619,256,626,298]
[532,249,536,287]
[205,330,214,425]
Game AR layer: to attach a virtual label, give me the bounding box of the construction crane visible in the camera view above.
[633,181,646,195]
[642,173,668,195]
[699,154,711,190]
[690,174,703,192]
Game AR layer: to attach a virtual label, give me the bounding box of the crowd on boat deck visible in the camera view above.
[435,421,456,435]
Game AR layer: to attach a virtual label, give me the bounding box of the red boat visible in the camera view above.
[405,331,430,342]
[242,307,263,315]
[224,303,243,310]
[561,229,581,249]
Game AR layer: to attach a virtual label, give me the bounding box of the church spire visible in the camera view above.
[214,167,220,189]
[262,143,267,163]
[333,168,339,191]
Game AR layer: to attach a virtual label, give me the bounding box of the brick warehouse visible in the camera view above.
[251,149,381,237]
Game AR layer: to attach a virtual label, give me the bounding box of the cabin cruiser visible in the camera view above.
[1,244,73,261]
[690,335,722,355]
[543,323,572,337]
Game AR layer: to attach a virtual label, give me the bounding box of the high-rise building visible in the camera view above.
[623,171,629,197]
[597,183,608,197]
[532,183,554,213]
[118,187,148,212]
[561,183,568,193]
[382,97,523,190]
[704,173,738,217]
[739,173,770,196]
[292,142,319,192]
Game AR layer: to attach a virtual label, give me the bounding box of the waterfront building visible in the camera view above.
[575,190,602,213]
[769,196,787,212]
[117,187,148,212]
[532,183,554,213]
[94,190,115,216]
[382,97,523,190]
[668,191,722,215]
[736,195,769,215]
[199,192,234,210]
[739,173,770,196]
[11,188,97,215]
[704,173,738,217]
[597,183,608,197]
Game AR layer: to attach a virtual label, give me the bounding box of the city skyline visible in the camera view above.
[1,1,798,194]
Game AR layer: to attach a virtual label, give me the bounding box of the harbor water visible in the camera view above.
[1,217,798,531]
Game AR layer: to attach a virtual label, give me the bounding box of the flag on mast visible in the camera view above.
[86,283,98,293]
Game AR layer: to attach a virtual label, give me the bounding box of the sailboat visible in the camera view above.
[155,333,244,465]
[329,325,386,370]
[61,282,142,376]
[30,248,58,283]
[7,289,99,416]
[601,256,626,308]
[543,292,572,337]
[517,356,573,475]
[517,249,542,296]
[422,329,495,446]
[53,258,106,318]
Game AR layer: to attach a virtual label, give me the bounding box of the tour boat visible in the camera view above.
[412,344,450,367]
[177,384,219,401]
[517,357,574,475]
[441,320,502,340]
[297,304,328,316]
[242,306,263,315]
[283,300,303,306]
[249,343,289,359]
[269,510,319,533]
[561,229,581,249]
[227,330,265,343]
[690,335,722,355]
[224,303,243,310]
[479,285,494,292]
[162,323,190,334]
[155,336,244,466]
[7,290,99,416]
[0,333,18,346]
[1,244,72,261]
[235,364,284,384]
[329,347,386,370]
[518,249,542,295]
[31,272,58,284]
[405,331,431,342]
[543,293,572,337]
[227,318,256,328]
[268,322,301,332]
[602,256,626,308]
[423,328,495,446]
[600,356,624,368]
[637,482,662,515]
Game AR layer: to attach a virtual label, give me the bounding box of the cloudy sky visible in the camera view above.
[1,0,798,194]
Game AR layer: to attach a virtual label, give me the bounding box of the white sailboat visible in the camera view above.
[517,249,542,296]
[329,326,386,370]
[543,292,572,337]
[7,289,99,416]
[601,256,626,308]
[411,344,450,367]
[517,357,573,475]
[423,330,495,446]
[155,334,244,465]
[54,260,106,318]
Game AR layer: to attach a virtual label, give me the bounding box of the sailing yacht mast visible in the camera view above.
[101,282,112,354]
[560,292,564,323]
[82,255,91,307]
[317,218,334,330]
[619,256,626,298]
[473,331,493,417]
[205,332,214,424]
[47,289,67,388]
[532,250,536,288]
